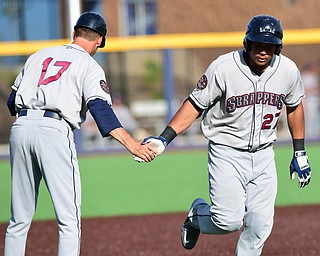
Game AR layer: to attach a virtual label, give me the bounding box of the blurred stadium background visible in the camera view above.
[1,0,320,156]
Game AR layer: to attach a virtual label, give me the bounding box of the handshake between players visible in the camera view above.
[133,136,167,162]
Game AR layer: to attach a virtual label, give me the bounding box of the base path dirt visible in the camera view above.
[0,205,319,255]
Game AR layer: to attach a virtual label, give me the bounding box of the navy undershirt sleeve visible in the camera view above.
[87,99,122,137]
[7,89,17,116]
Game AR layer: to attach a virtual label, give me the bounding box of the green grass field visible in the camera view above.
[0,143,319,223]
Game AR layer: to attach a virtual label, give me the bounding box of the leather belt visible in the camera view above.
[18,109,62,120]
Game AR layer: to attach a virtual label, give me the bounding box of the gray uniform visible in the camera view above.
[5,44,111,256]
[13,44,112,128]
[187,50,304,255]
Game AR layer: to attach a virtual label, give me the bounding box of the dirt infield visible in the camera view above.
[0,205,319,256]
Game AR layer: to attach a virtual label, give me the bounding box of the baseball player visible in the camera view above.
[4,12,156,256]
[140,15,311,255]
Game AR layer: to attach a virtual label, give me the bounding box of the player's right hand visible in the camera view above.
[289,150,311,188]
[141,136,167,155]
[130,139,157,163]
[133,136,167,162]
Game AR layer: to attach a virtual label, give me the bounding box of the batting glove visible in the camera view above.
[133,136,167,162]
[290,150,311,188]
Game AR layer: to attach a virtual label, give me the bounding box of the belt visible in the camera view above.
[18,109,62,120]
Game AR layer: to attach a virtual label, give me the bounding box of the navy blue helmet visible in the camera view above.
[244,15,283,55]
[74,12,107,48]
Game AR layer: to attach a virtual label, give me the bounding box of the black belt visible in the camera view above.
[18,109,62,120]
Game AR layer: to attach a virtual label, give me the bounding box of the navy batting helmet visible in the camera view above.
[243,15,283,55]
[74,12,107,48]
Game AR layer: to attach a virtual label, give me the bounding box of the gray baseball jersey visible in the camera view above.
[186,49,305,255]
[12,44,112,129]
[190,49,304,151]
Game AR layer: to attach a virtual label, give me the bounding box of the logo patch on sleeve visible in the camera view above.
[100,80,110,94]
[196,75,208,90]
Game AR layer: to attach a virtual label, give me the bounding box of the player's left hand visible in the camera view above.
[289,150,311,188]
[133,136,167,162]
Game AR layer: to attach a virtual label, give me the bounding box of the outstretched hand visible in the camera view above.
[133,136,168,162]
[109,127,157,163]
[130,140,157,163]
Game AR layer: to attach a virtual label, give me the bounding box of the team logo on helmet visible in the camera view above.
[260,26,275,34]
[100,80,109,94]
[196,75,208,90]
